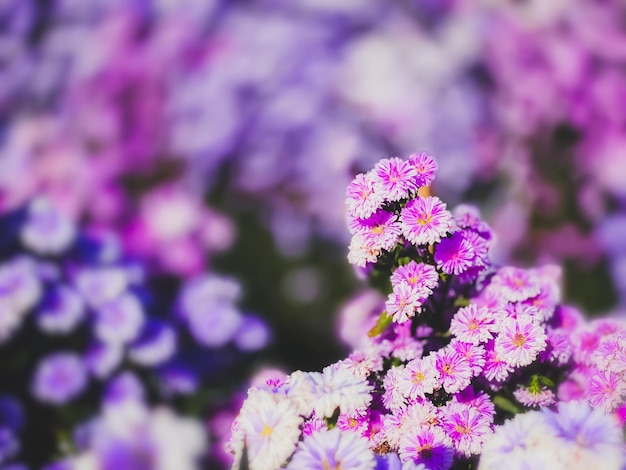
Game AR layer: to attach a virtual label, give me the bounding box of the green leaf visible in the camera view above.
[368,311,392,337]
[539,376,555,387]
[493,395,521,414]
[453,297,470,307]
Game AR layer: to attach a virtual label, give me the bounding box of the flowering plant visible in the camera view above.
[0,199,270,469]
[228,153,626,470]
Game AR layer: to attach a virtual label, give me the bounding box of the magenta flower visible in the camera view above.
[495,316,547,368]
[449,304,495,345]
[346,172,384,219]
[385,282,424,324]
[397,356,441,400]
[408,152,437,187]
[350,209,402,252]
[373,157,418,202]
[450,341,485,377]
[440,402,492,457]
[434,232,475,275]
[398,425,454,470]
[401,196,452,246]
[434,348,473,394]
[390,261,439,297]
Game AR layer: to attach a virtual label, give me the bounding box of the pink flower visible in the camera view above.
[440,402,492,457]
[347,233,380,267]
[482,343,513,383]
[373,157,418,202]
[408,152,438,187]
[397,356,441,400]
[514,386,556,408]
[495,316,547,368]
[386,282,424,324]
[390,261,439,297]
[382,367,408,413]
[434,348,473,394]
[588,369,625,412]
[401,196,452,246]
[449,304,495,345]
[488,266,541,303]
[345,172,384,219]
[450,341,485,376]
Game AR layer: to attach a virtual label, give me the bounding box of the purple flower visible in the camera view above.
[398,426,454,470]
[542,401,624,454]
[74,267,128,309]
[20,199,75,255]
[401,196,452,246]
[0,427,19,464]
[350,209,402,252]
[186,301,243,348]
[373,157,418,202]
[84,342,123,379]
[32,353,87,404]
[104,372,145,405]
[36,286,84,334]
[233,315,271,352]
[0,257,41,342]
[128,321,177,367]
[287,427,375,470]
[434,232,475,275]
[94,293,145,345]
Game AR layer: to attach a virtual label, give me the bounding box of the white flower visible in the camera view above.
[229,389,303,470]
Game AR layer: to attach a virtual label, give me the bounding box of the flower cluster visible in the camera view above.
[229,153,626,470]
[0,200,270,468]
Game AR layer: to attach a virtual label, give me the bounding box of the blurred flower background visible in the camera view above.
[0,0,625,468]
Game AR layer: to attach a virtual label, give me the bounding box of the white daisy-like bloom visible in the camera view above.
[229,389,303,470]
[309,364,373,418]
[478,411,564,470]
[21,198,76,255]
[287,428,376,470]
[285,370,319,417]
[347,233,380,267]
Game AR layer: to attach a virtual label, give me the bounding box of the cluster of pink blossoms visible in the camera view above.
[228,153,626,470]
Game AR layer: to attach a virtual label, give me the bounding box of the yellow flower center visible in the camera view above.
[412,371,425,383]
[261,425,273,436]
[513,333,527,348]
